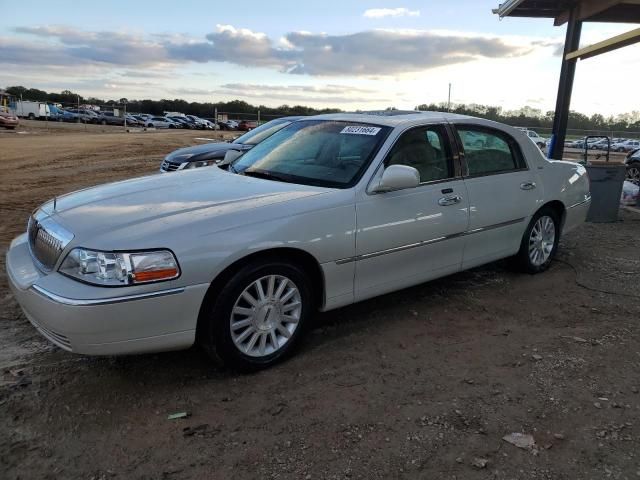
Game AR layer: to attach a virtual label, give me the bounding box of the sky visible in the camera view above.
[0,0,638,116]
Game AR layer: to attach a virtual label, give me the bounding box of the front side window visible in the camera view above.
[457,126,525,176]
[384,125,453,183]
[232,120,391,188]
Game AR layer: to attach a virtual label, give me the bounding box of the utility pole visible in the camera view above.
[447,83,452,112]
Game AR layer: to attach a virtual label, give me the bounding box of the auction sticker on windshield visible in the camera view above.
[340,126,381,136]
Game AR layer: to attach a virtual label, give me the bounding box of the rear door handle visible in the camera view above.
[438,195,462,207]
[520,182,537,191]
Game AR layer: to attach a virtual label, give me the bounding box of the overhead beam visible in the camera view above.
[492,0,527,17]
[565,27,640,60]
[555,0,621,25]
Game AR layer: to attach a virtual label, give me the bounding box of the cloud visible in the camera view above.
[3,24,533,77]
[171,83,395,104]
[363,8,420,18]
[282,30,529,75]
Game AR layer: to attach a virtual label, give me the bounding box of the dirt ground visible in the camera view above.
[1,123,640,480]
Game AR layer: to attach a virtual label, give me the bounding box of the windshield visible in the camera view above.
[233,118,294,146]
[232,120,391,188]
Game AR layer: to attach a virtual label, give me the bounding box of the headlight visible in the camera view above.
[184,160,213,169]
[59,248,180,286]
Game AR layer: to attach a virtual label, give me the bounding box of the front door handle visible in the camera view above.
[438,195,462,207]
[520,182,537,191]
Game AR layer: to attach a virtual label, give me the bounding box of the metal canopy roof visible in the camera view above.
[494,0,640,25]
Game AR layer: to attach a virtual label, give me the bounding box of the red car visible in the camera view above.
[0,109,19,129]
[237,120,257,131]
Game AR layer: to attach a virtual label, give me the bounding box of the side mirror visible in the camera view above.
[221,148,244,165]
[371,165,420,193]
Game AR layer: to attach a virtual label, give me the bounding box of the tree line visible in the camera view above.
[4,85,640,132]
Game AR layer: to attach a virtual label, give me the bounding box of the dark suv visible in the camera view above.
[160,116,303,172]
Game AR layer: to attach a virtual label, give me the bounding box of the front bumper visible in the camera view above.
[6,234,209,355]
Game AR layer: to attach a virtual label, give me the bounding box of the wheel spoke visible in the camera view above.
[245,332,260,353]
[232,306,254,317]
[255,279,267,301]
[269,330,279,349]
[276,324,292,338]
[235,326,255,344]
[282,301,301,312]
[280,288,296,304]
[283,314,299,324]
[274,278,288,300]
[241,291,258,307]
[231,318,252,331]
[259,332,267,356]
[267,275,275,298]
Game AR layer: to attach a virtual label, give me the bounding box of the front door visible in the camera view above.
[354,124,469,302]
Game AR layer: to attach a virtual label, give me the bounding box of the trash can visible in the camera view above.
[585,163,626,223]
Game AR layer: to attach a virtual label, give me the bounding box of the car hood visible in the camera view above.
[41,167,331,248]
[166,142,248,161]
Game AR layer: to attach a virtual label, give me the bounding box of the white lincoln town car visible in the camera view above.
[7,112,591,370]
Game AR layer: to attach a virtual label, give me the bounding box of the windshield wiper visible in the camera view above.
[242,169,293,183]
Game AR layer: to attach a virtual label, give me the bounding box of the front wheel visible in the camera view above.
[513,208,560,274]
[199,260,313,371]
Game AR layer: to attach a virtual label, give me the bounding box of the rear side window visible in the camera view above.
[456,126,526,176]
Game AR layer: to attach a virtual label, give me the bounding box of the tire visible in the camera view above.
[199,259,314,371]
[513,208,560,274]
[101,119,107,125]
[627,163,640,185]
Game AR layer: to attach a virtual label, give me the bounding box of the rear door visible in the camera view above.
[452,124,541,269]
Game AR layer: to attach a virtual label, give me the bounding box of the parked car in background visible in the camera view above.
[566,139,586,149]
[613,139,640,153]
[225,120,239,130]
[588,138,612,151]
[0,108,19,129]
[145,116,176,129]
[238,120,258,131]
[202,119,220,130]
[160,116,303,172]
[185,115,208,129]
[15,101,50,120]
[7,112,592,370]
[166,116,193,128]
[124,114,144,127]
[626,149,640,185]
[66,108,100,123]
[98,112,126,126]
[516,128,548,149]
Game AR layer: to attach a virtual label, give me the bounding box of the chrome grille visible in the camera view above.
[28,213,74,271]
[160,160,181,172]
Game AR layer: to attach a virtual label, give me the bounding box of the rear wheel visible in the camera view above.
[513,208,560,274]
[627,163,640,185]
[200,260,313,371]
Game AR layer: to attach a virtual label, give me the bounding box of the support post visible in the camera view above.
[549,7,583,160]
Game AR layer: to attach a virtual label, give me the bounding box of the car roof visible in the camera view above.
[302,111,473,127]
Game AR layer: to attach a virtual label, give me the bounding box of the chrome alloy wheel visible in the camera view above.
[230,275,302,357]
[627,165,640,185]
[529,216,556,267]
